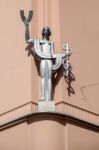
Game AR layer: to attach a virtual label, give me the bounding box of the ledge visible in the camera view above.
[0,101,99,130]
[0,112,99,132]
[55,101,99,126]
[0,102,38,126]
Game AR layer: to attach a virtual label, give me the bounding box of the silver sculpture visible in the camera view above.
[20,10,72,101]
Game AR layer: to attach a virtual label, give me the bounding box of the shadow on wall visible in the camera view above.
[53,67,75,98]
[64,71,75,96]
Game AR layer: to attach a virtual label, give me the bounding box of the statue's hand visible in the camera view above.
[61,53,66,58]
[24,19,29,26]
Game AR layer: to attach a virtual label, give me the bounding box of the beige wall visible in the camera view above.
[0,117,99,150]
[0,0,99,115]
[0,0,64,114]
[0,0,32,114]
[60,0,99,114]
[67,124,99,150]
[0,0,99,149]
[28,119,66,150]
[0,117,66,150]
[0,122,28,150]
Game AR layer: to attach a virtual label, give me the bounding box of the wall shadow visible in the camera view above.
[64,71,75,96]
[53,66,75,98]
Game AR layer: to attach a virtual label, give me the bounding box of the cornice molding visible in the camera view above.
[0,102,38,126]
[0,101,99,129]
[55,101,99,126]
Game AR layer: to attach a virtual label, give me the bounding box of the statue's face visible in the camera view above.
[43,28,49,36]
[42,27,51,39]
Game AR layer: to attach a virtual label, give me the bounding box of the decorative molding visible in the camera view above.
[0,102,38,126]
[0,101,99,128]
[55,101,99,126]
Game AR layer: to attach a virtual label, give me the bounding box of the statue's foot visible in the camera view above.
[40,97,45,101]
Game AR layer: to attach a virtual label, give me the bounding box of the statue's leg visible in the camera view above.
[44,60,49,100]
[47,60,52,101]
[40,60,45,100]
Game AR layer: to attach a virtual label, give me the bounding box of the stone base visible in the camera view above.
[38,100,55,112]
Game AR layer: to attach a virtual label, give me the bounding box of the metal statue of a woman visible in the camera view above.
[20,10,72,103]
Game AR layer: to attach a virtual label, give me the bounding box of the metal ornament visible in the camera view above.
[62,43,72,77]
[20,10,72,101]
[20,10,33,41]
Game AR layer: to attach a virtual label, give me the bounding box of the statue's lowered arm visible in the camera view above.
[52,54,62,72]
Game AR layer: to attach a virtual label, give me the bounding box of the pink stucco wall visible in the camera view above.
[0,0,99,150]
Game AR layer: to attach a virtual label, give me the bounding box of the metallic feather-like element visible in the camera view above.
[20,10,33,42]
[27,10,33,23]
[20,10,26,23]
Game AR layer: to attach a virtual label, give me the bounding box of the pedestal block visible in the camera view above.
[38,100,55,112]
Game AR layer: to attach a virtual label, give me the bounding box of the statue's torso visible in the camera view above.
[40,40,52,55]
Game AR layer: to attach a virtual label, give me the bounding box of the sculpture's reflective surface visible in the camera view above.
[20,10,72,101]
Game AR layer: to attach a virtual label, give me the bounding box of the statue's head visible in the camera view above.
[42,26,51,40]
